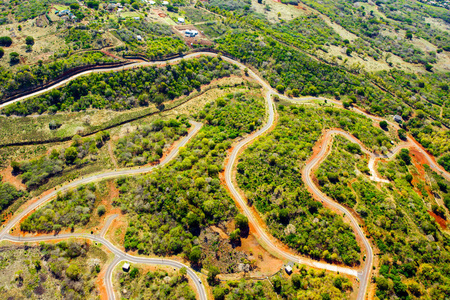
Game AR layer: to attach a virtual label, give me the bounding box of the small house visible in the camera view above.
[58,9,70,17]
[149,0,156,4]
[185,29,198,37]
[134,16,140,20]
[178,17,185,23]
[122,263,130,272]
[136,35,143,41]
[162,1,169,5]
[394,115,403,123]
[285,265,293,274]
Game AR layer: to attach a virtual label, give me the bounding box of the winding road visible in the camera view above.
[1,52,450,300]
[0,120,206,300]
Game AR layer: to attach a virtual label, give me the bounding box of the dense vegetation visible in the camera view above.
[113,18,188,58]
[300,0,450,60]
[20,183,100,232]
[13,131,109,190]
[237,104,392,266]
[215,32,408,116]
[0,181,25,216]
[116,91,264,263]
[3,56,237,116]
[213,265,352,300]
[115,118,189,167]
[116,266,196,299]
[6,0,77,22]
[316,136,369,207]
[0,241,106,299]
[0,52,116,98]
[317,133,450,298]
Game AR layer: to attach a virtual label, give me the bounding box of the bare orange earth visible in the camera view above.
[428,210,447,229]
[1,165,26,190]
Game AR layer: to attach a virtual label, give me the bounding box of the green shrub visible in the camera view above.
[0,36,12,46]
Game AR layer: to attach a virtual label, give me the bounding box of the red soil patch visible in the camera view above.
[158,13,167,18]
[105,215,128,251]
[1,166,26,190]
[100,49,123,61]
[302,129,369,265]
[428,210,447,229]
[9,187,57,236]
[410,147,434,197]
[236,232,284,275]
[95,263,108,300]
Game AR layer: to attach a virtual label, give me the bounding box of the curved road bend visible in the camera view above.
[0,120,202,239]
[0,53,375,300]
[0,121,205,300]
[3,232,206,300]
[2,52,450,299]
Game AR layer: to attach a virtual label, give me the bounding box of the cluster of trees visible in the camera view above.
[300,0,442,65]
[115,118,189,167]
[12,131,109,189]
[0,51,115,98]
[116,92,265,263]
[117,267,196,300]
[215,32,401,116]
[207,4,449,173]
[236,105,382,266]
[9,0,77,21]
[20,183,99,232]
[1,241,104,299]
[316,136,369,207]
[324,136,450,298]
[64,28,107,50]
[3,56,236,116]
[214,266,352,300]
[0,181,25,217]
[114,18,188,59]
[145,36,188,59]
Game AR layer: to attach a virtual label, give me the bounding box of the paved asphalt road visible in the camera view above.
[3,229,205,300]
[0,120,205,300]
[2,51,450,299]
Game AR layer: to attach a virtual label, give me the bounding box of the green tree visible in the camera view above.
[398,129,406,140]
[66,264,81,280]
[291,273,302,289]
[235,213,248,230]
[186,211,200,228]
[0,47,4,58]
[9,52,19,64]
[399,148,411,165]
[229,228,241,242]
[130,267,139,279]
[97,205,106,216]
[276,84,285,93]
[379,120,388,130]
[0,36,12,46]
[189,246,202,264]
[25,36,34,46]
[70,3,80,9]
[213,287,226,300]
[64,146,78,164]
[207,266,220,285]
[405,173,413,183]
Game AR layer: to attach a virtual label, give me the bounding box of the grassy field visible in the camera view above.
[0,241,109,299]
